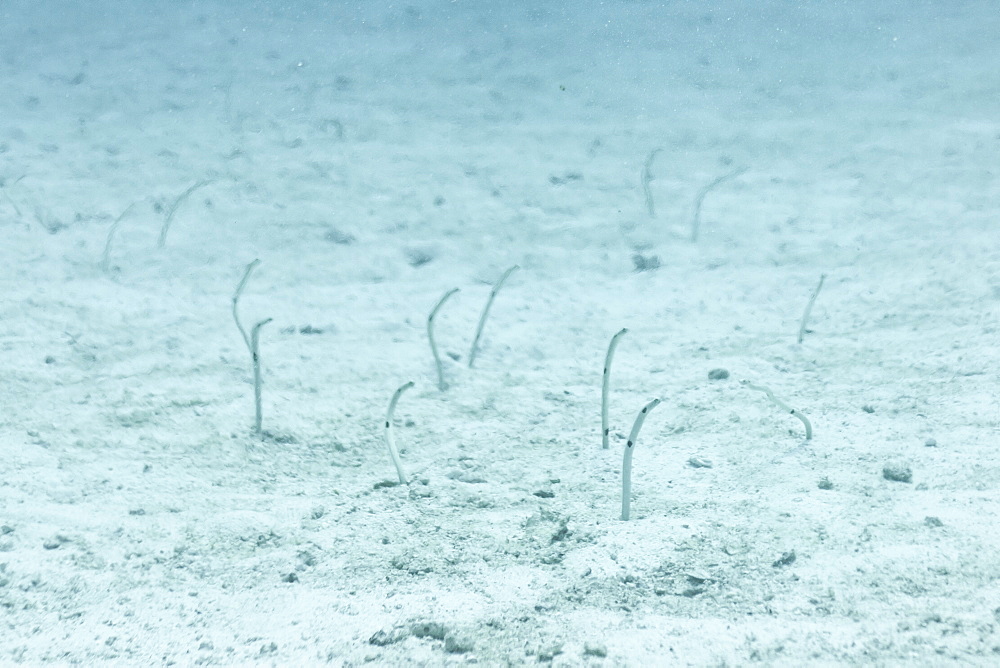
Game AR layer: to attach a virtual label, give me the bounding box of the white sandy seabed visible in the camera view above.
[1,0,998,665]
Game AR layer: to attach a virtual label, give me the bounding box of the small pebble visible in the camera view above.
[632,254,660,272]
[411,622,447,641]
[925,438,937,447]
[924,516,944,528]
[708,368,730,380]
[369,629,407,647]
[772,551,797,568]
[537,644,564,661]
[818,477,834,490]
[688,457,713,469]
[686,571,713,584]
[444,634,475,654]
[883,463,913,483]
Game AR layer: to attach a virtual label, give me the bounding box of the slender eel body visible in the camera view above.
[742,381,812,440]
[250,318,272,434]
[602,328,628,449]
[621,398,662,521]
[797,274,827,344]
[385,381,415,485]
[468,265,519,368]
[428,288,460,391]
